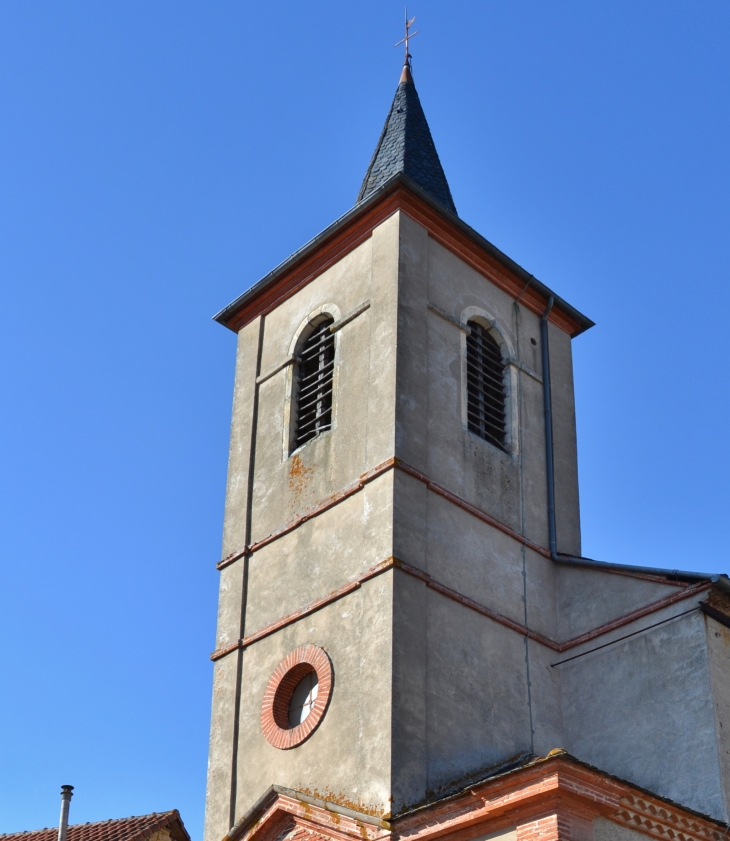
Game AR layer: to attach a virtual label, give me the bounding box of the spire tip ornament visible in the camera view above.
[394,7,419,80]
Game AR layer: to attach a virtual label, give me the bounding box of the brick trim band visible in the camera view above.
[261,644,333,750]
[211,558,709,662]
[217,459,685,591]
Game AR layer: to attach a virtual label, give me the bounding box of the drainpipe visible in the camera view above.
[540,297,559,560]
[539,298,729,585]
[58,785,74,841]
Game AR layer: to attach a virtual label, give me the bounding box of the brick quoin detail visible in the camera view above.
[517,813,574,841]
[261,644,333,750]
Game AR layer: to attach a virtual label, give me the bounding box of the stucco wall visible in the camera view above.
[392,469,557,637]
[205,212,402,841]
[392,569,533,809]
[206,206,722,841]
[147,830,175,841]
[561,610,725,820]
[706,613,730,819]
[234,574,394,821]
[555,566,680,641]
[404,221,582,556]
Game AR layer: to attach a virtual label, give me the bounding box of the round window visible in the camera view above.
[288,670,319,727]
[261,644,333,750]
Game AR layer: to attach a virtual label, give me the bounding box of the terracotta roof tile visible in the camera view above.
[0,810,190,841]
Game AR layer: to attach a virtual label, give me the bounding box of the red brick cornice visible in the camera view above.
[395,757,623,841]
[228,793,387,841]
[220,183,588,338]
[394,190,581,336]
[223,193,402,334]
[225,756,727,841]
[394,757,727,841]
[614,792,726,841]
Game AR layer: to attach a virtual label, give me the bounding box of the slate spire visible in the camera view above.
[358,61,456,215]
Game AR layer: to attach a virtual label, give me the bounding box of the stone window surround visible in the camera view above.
[282,304,342,459]
[459,305,520,457]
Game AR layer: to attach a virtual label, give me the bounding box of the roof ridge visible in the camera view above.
[0,812,177,840]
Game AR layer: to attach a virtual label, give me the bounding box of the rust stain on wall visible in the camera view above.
[289,453,314,496]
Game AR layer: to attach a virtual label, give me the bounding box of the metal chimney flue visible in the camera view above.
[58,785,74,841]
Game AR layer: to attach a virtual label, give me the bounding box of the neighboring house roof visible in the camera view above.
[357,63,456,214]
[0,811,190,841]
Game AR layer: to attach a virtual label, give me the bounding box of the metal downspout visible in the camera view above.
[539,298,728,586]
[58,786,74,841]
[540,297,559,559]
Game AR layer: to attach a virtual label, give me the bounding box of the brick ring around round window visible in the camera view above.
[261,644,333,750]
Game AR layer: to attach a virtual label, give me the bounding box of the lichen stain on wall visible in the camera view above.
[297,788,388,820]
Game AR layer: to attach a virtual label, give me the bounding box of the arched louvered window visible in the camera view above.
[293,316,335,448]
[466,320,507,451]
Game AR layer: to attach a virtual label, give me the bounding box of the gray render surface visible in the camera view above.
[204,210,730,841]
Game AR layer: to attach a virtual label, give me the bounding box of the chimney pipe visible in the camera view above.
[58,785,74,841]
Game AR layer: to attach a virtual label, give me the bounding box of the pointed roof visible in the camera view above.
[358,63,456,214]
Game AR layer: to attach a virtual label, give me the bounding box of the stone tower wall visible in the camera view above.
[206,207,587,836]
[206,206,730,838]
[206,213,404,841]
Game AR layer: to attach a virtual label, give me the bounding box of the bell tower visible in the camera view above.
[204,54,730,841]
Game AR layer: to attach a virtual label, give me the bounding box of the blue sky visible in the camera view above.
[1,2,729,839]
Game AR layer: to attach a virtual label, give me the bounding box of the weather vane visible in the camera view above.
[395,8,419,66]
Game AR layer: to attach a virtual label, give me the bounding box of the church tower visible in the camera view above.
[205,54,730,841]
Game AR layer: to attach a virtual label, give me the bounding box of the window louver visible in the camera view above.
[294,317,335,448]
[466,321,507,451]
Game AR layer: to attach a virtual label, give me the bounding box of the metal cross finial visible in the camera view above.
[394,8,420,66]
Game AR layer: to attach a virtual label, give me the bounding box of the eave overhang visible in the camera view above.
[214,173,595,338]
